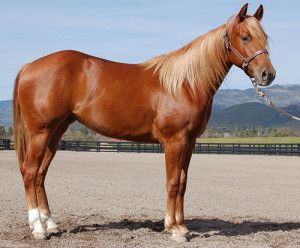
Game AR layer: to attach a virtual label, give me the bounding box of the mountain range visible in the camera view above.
[214,84,300,109]
[1,84,300,130]
[209,102,300,130]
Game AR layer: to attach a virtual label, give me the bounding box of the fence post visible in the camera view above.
[97,141,100,152]
[61,140,66,150]
[4,139,8,150]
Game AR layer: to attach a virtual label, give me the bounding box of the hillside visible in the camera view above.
[214,84,300,109]
[208,102,300,129]
[0,100,13,126]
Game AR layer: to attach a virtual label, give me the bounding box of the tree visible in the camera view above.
[8,127,13,138]
[0,125,6,139]
[80,127,89,136]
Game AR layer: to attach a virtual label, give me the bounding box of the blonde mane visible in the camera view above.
[144,16,268,96]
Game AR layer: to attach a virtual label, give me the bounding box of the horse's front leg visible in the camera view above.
[175,141,195,235]
[164,137,194,242]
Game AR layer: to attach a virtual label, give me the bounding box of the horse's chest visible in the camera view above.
[188,103,213,137]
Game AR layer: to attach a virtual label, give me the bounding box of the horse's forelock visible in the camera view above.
[244,17,269,48]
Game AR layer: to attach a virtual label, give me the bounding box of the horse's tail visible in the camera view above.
[13,65,29,167]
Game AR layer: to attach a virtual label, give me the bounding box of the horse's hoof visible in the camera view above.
[178,225,189,236]
[171,233,187,243]
[32,231,46,239]
[47,227,59,234]
[171,228,188,243]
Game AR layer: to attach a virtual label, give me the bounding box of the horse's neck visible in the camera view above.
[192,25,232,100]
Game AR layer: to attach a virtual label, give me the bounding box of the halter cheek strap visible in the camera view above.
[224,31,269,71]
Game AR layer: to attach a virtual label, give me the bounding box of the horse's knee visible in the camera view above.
[23,169,38,190]
[166,180,180,197]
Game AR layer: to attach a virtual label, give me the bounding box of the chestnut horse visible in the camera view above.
[13,4,275,242]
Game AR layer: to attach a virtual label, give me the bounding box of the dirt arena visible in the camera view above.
[0,151,299,248]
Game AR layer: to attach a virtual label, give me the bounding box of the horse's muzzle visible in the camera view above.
[257,68,276,86]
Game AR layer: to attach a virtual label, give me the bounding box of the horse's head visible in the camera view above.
[225,3,276,86]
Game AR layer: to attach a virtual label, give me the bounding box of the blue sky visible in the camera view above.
[0,0,300,100]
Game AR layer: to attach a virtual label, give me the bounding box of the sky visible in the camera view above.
[0,0,300,100]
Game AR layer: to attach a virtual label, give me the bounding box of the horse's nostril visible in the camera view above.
[261,69,275,85]
[262,70,269,81]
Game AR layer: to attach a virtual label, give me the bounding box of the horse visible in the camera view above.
[13,3,275,242]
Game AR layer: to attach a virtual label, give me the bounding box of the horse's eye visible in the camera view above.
[241,36,250,42]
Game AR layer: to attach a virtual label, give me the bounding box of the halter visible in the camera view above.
[224,31,269,71]
[224,31,300,122]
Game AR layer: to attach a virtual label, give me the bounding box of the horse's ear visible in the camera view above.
[253,4,264,21]
[236,3,248,22]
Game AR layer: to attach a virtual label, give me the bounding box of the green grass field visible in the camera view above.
[197,136,300,144]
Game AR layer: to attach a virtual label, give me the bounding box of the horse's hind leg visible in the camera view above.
[20,130,52,239]
[35,118,72,234]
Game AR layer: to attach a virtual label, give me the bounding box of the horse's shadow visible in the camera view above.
[49,217,300,240]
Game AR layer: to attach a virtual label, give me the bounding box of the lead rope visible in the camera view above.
[251,78,300,121]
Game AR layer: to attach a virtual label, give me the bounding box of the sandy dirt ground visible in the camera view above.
[0,151,299,248]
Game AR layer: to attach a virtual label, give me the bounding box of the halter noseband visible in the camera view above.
[224,31,269,71]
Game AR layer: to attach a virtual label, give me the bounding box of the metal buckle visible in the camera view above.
[242,60,248,70]
[226,42,231,51]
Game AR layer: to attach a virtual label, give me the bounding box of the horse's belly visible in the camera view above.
[73,99,158,142]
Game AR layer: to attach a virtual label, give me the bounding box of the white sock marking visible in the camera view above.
[28,208,45,233]
[45,216,58,230]
[39,209,58,230]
